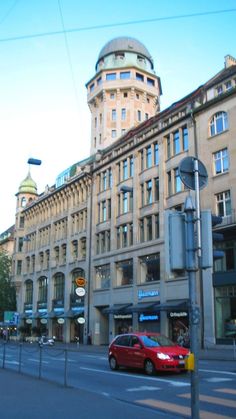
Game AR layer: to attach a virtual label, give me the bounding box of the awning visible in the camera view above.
[102,304,132,314]
[126,302,157,313]
[65,308,84,318]
[48,311,64,318]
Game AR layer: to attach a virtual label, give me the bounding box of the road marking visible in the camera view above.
[200,368,236,376]
[136,399,234,418]
[180,392,236,408]
[215,388,236,395]
[80,367,190,386]
[126,386,160,392]
[206,377,233,383]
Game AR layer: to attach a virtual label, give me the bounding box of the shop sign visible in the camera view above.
[26,318,32,324]
[57,318,64,324]
[139,313,159,322]
[114,314,132,319]
[76,287,86,297]
[75,277,86,287]
[77,317,85,324]
[40,318,47,324]
[138,289,159,300]
[168,311,188,318]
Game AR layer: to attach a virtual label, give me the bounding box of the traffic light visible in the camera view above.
[165,210,186,271]
[212,215,224,261]
[200,210,224,268]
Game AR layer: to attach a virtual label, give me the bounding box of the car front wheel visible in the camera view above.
[109,356,119,371]
[144,359,155,375]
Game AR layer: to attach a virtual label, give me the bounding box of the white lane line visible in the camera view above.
[127,386,161,392]
[28,358,49,364]
[206,378,233,383]
[200,369,236,376]
[80,367,190,386]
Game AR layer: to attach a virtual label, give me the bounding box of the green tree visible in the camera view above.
[0,250,16,321]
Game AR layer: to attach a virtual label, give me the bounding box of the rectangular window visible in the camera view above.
[111,130,117,138]
[120,71,130,79]
[106,73,116,81]
[174,168,182,193]
[154,143,159,165]
[141,184,144,207]
[129,156,134,177]
[182,126,188,151]
[140,150,144,171]
[146,145,152,168]
[146,180,152,204]
[121,108,126,120]
[146,216,152,241]
[90,83,94,92]
[140,219,144,242]
[123,192,128,213]
[155,214,160,239]
[167,171,172,196]
[95,265,110,290]
[216,191,231,217]
[97,77,102,85]
[102,201,106,221]
[137,110,141,121]
[147,77,155,86]
[154,178,159,201]
[136,72,144,82]
[123,159,128,180]
[166,135,171,159]
[112,109,116,121]
[213,148,229,175]
[116,259,133,286]
[173,130,180,155]
[139,253,160,283]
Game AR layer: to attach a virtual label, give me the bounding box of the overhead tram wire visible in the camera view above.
[0,8,236,43]
[57,0,80,110]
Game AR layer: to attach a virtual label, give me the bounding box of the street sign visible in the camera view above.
[77,317,85,324]
[75,277,86,287]
[179,156,208,190]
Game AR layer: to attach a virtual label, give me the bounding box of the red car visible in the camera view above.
[108,332,189,375]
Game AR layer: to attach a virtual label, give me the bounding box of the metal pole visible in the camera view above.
[184,196,200,419]
[194,159,201,259]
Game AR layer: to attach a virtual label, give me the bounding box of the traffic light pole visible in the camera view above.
[184,196,200,419]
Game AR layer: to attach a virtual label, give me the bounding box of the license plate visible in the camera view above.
[179,360,185,365]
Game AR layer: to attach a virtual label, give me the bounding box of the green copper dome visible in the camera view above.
[18,172,37,195]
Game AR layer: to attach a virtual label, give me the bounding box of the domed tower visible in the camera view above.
[15,171,38,213]
[86,36,162,154]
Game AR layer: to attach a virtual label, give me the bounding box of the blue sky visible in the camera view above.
[0,0,235,233]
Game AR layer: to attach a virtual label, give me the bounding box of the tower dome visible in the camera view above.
[18,172,37,195]
[96,36,154,71]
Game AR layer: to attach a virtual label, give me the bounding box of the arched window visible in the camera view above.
[210,111,228,136]
[25,279,33,304]
[21,197,26,207]
[38,276,48,303]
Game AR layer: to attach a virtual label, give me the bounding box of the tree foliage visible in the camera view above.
[0,250,16,320]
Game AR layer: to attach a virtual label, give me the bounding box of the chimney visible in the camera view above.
[224,54,236,68]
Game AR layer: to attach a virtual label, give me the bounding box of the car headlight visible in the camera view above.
[157,353,171,360]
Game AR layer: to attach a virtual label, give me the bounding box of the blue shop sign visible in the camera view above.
[139,313,160,322]
[138,289,159,300]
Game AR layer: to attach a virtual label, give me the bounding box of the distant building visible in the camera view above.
[9,38,236,346]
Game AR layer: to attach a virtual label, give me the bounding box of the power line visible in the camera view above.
[0,8,235,43]
[57,0,80,109]
[0,0,20,25]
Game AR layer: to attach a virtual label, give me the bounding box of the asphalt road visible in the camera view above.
[1,343,236,418]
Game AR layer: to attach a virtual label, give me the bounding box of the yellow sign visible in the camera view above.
[75,277,86,287]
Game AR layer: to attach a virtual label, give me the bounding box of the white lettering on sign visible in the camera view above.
[169,311,188,318]
[138,290,159,300]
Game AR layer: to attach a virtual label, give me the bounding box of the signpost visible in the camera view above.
[179,156,208,419]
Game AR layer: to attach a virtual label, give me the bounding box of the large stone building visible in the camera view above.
[10,37,236,346]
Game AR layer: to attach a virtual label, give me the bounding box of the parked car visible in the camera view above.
[38,336,55,347]
[108,332,190,375]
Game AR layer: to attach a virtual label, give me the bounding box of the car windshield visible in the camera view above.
[140,334,175,347]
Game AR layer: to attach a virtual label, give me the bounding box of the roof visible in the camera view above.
[96,36,154,69]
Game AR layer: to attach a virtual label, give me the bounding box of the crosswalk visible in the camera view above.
[136,387,236,418]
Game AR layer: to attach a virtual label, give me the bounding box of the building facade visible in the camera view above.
[10,38,236,346]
